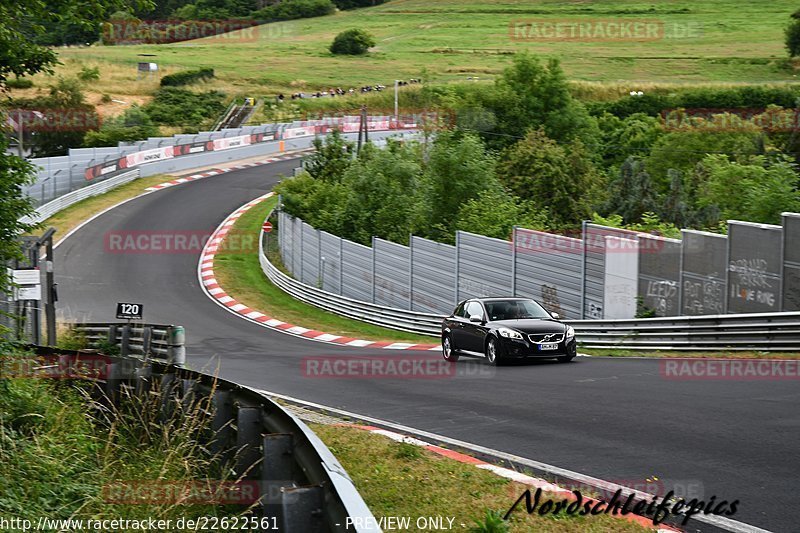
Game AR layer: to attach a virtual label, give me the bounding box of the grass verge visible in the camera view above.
[212,198,436,344]
[35,174,174,245]
[310,423,652,533]
[0,349,242,523]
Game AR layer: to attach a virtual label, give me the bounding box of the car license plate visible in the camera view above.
[538,342,559,351]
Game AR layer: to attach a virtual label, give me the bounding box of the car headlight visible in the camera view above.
[498,327,523,340]
[565,326,575,339]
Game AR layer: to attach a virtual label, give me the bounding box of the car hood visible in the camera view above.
[490,319,566,334]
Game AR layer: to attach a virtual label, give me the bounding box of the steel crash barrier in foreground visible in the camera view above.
[259,215,800,351]
[30,333,378,533]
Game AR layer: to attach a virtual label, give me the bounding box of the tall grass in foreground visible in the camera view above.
[0,349,249,521]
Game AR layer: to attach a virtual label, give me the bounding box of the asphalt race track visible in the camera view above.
[56,159,798,532]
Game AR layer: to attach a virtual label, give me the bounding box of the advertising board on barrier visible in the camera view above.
[82,119,408,181]
[212,134,252,151]
[125,146,174,167]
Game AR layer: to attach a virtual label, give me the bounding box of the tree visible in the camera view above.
[787,9,800,57]
[455,188,548,240]
[304,129,355,183]
[83,106,158,147]
[597,112,663,169]
[330,28,375,55]
[474,53,600,150]
[0,0,144,295]
[416,131,498,242]
[603,157,660,224]
[497,129,602,228]
[694,154,800,225]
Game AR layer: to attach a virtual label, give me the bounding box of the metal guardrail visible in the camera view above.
[260,214,800,351]
[21,169,140,225]
[24,345,379,532]
[70,323,187,365]
[569,313,800,351]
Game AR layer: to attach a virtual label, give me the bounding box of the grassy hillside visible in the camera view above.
[16,0,800,115]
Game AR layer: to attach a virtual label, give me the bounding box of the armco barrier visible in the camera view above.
[21,169,140,225]
[23,345,378,532]
[70,322,186,365]
[262,211,800,351]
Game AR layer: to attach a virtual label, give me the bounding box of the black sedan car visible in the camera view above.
[441,297,577,365]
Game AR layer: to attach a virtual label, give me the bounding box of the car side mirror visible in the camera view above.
[550,312,560,320]
[469,315,484,323]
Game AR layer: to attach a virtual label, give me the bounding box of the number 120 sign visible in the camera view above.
[116,302,143,320]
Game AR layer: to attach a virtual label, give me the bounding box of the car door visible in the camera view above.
[462,301,488,353]
[447,301,469,349]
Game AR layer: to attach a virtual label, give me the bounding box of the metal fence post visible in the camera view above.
[408,234,414,311]
[339,237,344,296]
[371,236,376,303]
[580,220,588,319]
[454,231,460,304]
[511,226,517,297]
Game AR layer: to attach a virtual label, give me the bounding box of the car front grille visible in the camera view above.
[528,332,564,343]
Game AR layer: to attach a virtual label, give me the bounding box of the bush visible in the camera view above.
[6,77,33,89]
[160,68,215,87]
[330,28,375,55]
[589,86,800,119]
[787,19,800,57]
[143,88,226,127]
[77,66,100,82]
[253,0,335,22]
[333,0,389,9]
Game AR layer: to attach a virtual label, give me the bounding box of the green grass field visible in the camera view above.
[39,0,800,106]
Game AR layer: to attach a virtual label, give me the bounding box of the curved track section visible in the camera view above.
[56,160,798,532]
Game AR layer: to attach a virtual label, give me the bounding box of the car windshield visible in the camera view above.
[484,299,552,321]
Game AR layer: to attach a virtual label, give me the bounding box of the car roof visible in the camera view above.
[473,297,533,302]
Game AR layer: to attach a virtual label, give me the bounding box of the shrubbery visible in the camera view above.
[160,68,215,87]
[83,106,159,147]
[588,86,800,119]
[253,0,335,22]
[6,77,33,89]
[330,28,375,55]
[333,0,389,9]
[143,87,226,127]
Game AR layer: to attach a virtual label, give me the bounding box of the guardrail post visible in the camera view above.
[142,326,152,357]
[107,324,117,345]
[135,361,152,396]
[159,372,178,422]
[281,486,324,533]
[167,326,186,367]
[235,407,262,479]
[181,378,198,410]
[210,390,235,459]
[104,361,122,404]
[120,324,131,357]
[262,433,295,525]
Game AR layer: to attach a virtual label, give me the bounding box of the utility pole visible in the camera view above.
[363,105,369,144]
[27,244,41,345]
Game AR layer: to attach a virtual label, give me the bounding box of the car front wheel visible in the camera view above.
[486,337,502,366]
[442,335,459,362]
